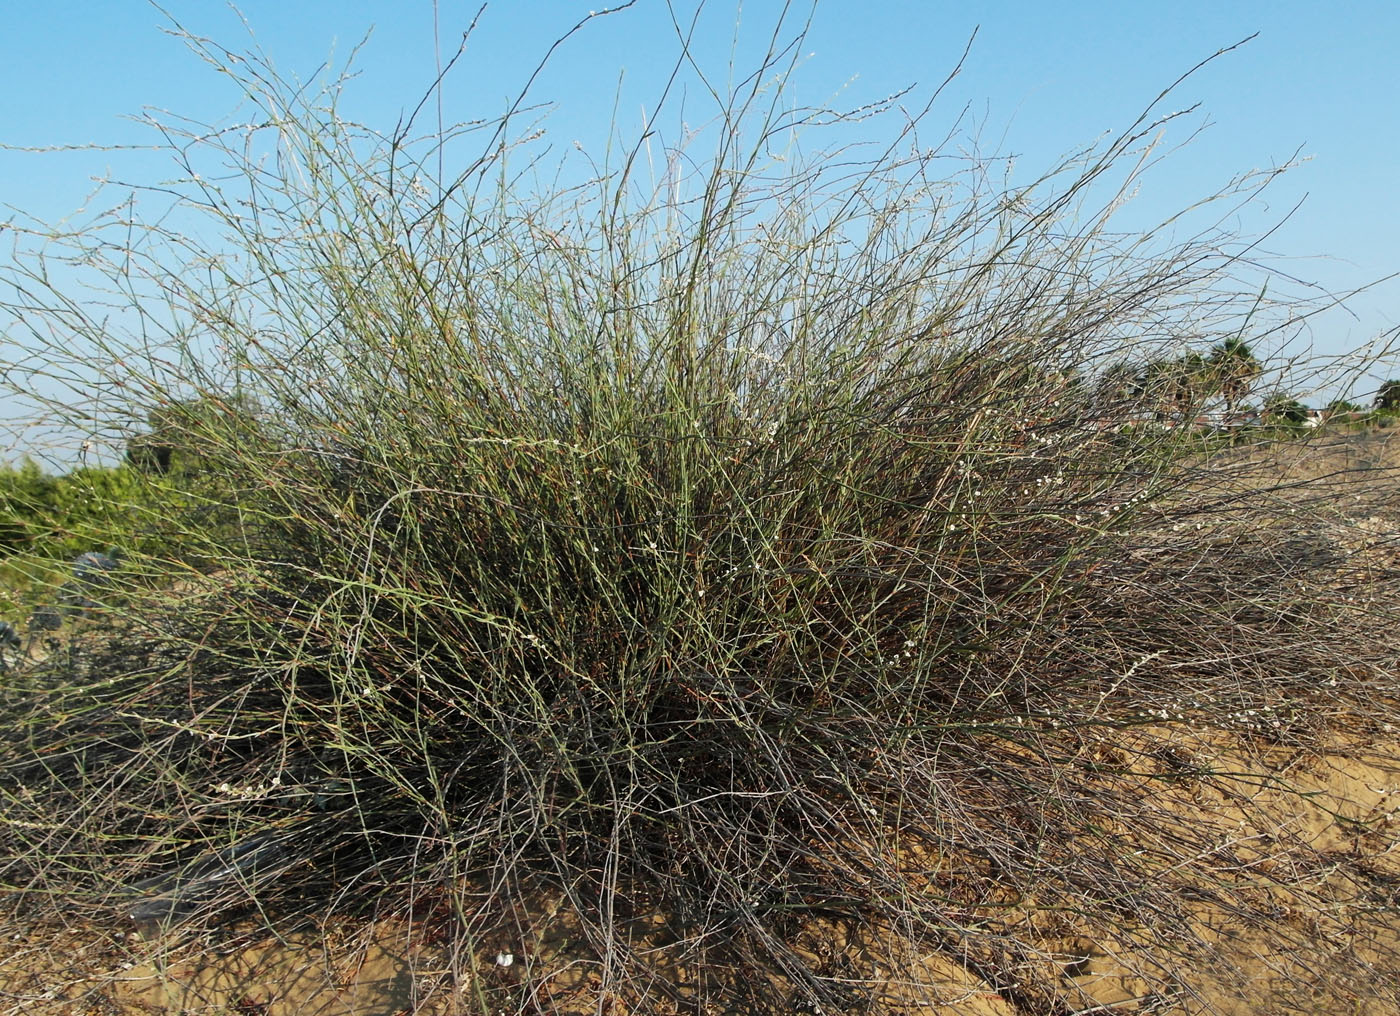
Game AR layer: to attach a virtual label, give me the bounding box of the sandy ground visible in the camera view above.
[3,723,1396,1015]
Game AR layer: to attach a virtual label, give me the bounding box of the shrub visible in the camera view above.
[1,13,1396,1014]
[0,458,57,555]
[1263,394,1310,425]
[1376,379,1400,410]
[0,459,155,561]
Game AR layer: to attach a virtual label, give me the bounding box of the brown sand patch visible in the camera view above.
[4,722,1399,1014]
[0,918,454,1016]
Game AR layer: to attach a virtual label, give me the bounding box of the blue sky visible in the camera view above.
[2,1,1398,460]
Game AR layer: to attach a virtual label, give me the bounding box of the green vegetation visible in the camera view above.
[1110,337,1268,426]
[0,458,153,562]
[0,433,239,597]
[1263,394,1310,425]
[1208,335,1263,410]
[1,15,1397,1015]
[1376,379,1400,411]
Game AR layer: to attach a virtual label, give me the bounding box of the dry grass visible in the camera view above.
[2,9,1400,1014]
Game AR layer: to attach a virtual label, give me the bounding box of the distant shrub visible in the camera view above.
[0,459,56,554]
[1376,379,1400,410]
[0,460,151,561]
[1263,394,1310,425]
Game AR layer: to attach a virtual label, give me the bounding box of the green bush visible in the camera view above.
[0,459,152,560]
[0,456,218,569]
[1,16,1396,1014]
[0,458,57,555]
[1262,394,1311,429]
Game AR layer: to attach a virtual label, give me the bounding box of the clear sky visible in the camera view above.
[2,1,1397,461]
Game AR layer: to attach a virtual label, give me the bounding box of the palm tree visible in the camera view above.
[1094,362,1139,415]
[1207,338,1261,413]
[1140,354,1208,422]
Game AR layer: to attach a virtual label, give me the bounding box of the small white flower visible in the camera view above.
[495,951,515,967]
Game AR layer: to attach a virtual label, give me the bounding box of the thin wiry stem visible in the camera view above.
[2,9,1399,1016]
